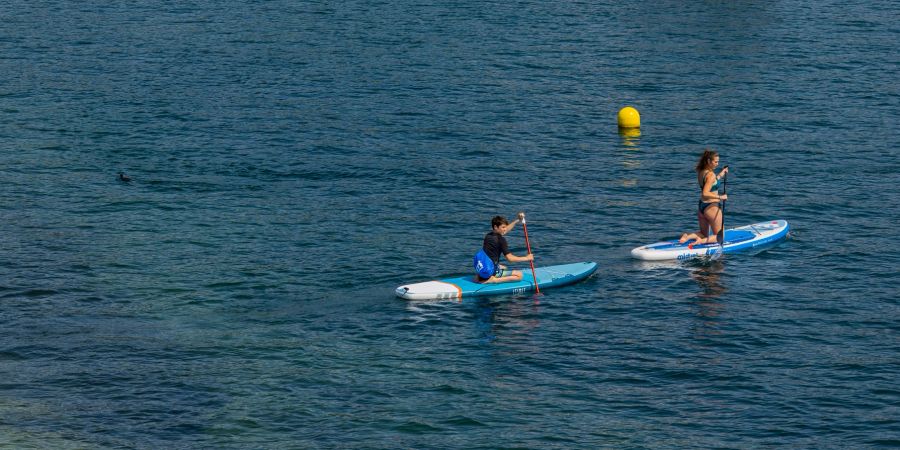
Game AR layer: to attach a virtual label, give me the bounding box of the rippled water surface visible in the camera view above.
[1,0,898,448]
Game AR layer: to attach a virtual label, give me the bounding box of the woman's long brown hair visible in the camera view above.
[695,149,718,173]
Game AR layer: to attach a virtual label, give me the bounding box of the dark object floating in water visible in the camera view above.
[118,172,131,182]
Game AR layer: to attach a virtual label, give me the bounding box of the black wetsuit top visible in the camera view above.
[482,231,510,267]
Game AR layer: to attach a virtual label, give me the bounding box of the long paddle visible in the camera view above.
[521,214,540,294]
[716,171,728,256]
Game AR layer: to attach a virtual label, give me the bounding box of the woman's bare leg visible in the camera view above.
[681,212,710,243]
[692,205,722,245]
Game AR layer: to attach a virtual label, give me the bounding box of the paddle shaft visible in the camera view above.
[521,217,540,294]
[717,172,727,248]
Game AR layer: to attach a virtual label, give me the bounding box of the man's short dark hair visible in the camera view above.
[491,216,509,229]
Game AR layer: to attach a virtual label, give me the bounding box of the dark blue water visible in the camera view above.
[2,0,898,447]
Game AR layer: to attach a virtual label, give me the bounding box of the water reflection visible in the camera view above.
[635,258,728,337]
[634,258,727,300]
[688,259,727,338]
[690,259,727,299]
[471,297,541,345]
[619,127,641,144]
[404,295,541,346]
[618,128,641,177]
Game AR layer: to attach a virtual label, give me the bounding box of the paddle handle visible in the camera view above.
[521,216,540,294]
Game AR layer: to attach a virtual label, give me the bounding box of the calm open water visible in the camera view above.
[1,0,899,448]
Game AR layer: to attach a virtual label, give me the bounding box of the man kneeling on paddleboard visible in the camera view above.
[473,212,534,283]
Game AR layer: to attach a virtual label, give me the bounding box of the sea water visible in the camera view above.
[1,0,898,447]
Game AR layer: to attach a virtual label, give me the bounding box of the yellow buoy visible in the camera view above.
[617,106,640,129]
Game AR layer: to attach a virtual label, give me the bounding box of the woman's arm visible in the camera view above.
[716,166,729,180]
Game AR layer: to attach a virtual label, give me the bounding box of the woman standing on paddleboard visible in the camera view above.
[680,149,729,246]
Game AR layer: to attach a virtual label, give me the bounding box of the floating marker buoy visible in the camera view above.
[617,106,640,129]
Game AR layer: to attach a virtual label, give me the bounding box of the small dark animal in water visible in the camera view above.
[118,172,131,182]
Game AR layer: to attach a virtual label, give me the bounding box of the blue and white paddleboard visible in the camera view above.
[395,262,598,300]
[631,220,790,261]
